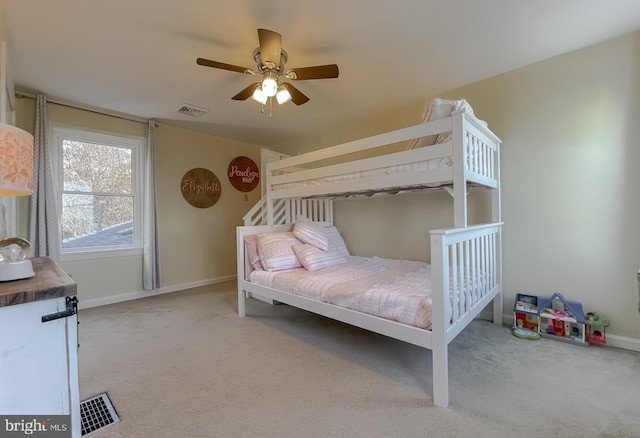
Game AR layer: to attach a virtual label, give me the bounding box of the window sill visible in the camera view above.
[61,247,143,262]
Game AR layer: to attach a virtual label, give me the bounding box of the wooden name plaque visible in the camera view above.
[228,156,259,192]
[181,168,221,208]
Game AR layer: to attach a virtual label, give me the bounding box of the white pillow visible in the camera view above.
[257,232,303,271]
[243,234,264,271]
[293,244,347,271]
[407,98,475,149]
[293,216,329,250]
[324,226,350,257]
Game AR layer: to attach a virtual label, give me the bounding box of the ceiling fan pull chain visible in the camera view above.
[269,97,273,118]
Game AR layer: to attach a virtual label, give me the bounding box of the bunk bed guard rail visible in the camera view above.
[265,111,500,201]
[430,222,503,342]
[243,197,333,226]
[243,110,501,227]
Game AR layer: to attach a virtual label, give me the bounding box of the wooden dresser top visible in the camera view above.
[0,257,77,308]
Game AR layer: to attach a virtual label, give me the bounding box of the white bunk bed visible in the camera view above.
[237,106,503,408]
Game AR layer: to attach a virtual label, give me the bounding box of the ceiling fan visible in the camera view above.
[196,28,339,108]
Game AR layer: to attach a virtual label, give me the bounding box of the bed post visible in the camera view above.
[492,230,503,325]
[265,161,275,225]
[430,230,449,408]
[492,141,503,326]
[236,227,246,317]
[451,111,467,227]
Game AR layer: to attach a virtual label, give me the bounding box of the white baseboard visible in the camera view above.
[79,286,640,354]
[501,312,640,353]
[605,334,640,352]
[78,275,236,310]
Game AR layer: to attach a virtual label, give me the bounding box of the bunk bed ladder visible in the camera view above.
[243,197,268,226]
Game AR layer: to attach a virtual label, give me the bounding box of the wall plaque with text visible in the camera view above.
[228,156,260,192]
[181,168,221,208]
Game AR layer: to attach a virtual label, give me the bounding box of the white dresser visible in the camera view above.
[0,257,80,437]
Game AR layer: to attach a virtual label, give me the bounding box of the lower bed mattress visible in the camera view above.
[248,256,439,330]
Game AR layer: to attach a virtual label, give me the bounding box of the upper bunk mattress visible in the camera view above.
[272,156,453,193]
[249,256,439,330]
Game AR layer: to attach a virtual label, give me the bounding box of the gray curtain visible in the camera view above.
[29,94,60,260]
[143,120,162,290]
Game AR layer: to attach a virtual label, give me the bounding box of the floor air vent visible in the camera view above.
[80,392,120,435]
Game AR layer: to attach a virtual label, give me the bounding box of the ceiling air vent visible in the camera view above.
[174,103,209,118]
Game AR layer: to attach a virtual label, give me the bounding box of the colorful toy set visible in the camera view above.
[513,293,607,346]
[538,293,586,344]
[513,294,540,340]
[585,312,609,345]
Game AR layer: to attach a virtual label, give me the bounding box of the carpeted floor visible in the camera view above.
[78,282,640,438]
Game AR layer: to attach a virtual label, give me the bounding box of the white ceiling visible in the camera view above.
[2,0,640,147]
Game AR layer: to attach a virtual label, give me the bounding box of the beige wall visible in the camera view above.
[449,31,640,340]
[15,97,262,304]
[286,31,640,340]
[154,124,261,286]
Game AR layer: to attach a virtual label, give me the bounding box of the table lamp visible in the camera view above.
[0,122,35,281]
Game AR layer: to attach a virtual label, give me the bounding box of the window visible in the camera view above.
[52,126,143,258]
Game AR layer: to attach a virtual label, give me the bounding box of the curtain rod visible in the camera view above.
[15,91,150,124]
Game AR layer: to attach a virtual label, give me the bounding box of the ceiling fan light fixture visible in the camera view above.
[196,28,338,109]
[261,72,278,97]
[251,86,268,105]
[276,86,291,105]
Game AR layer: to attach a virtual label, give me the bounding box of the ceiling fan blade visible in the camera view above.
[289,64,339,80]
[257,28,282,69]
[281,83,310,105]
[231,83,261,100]
[196,57,249,74]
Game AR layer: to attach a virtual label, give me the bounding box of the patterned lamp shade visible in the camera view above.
[0,123,34,196]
